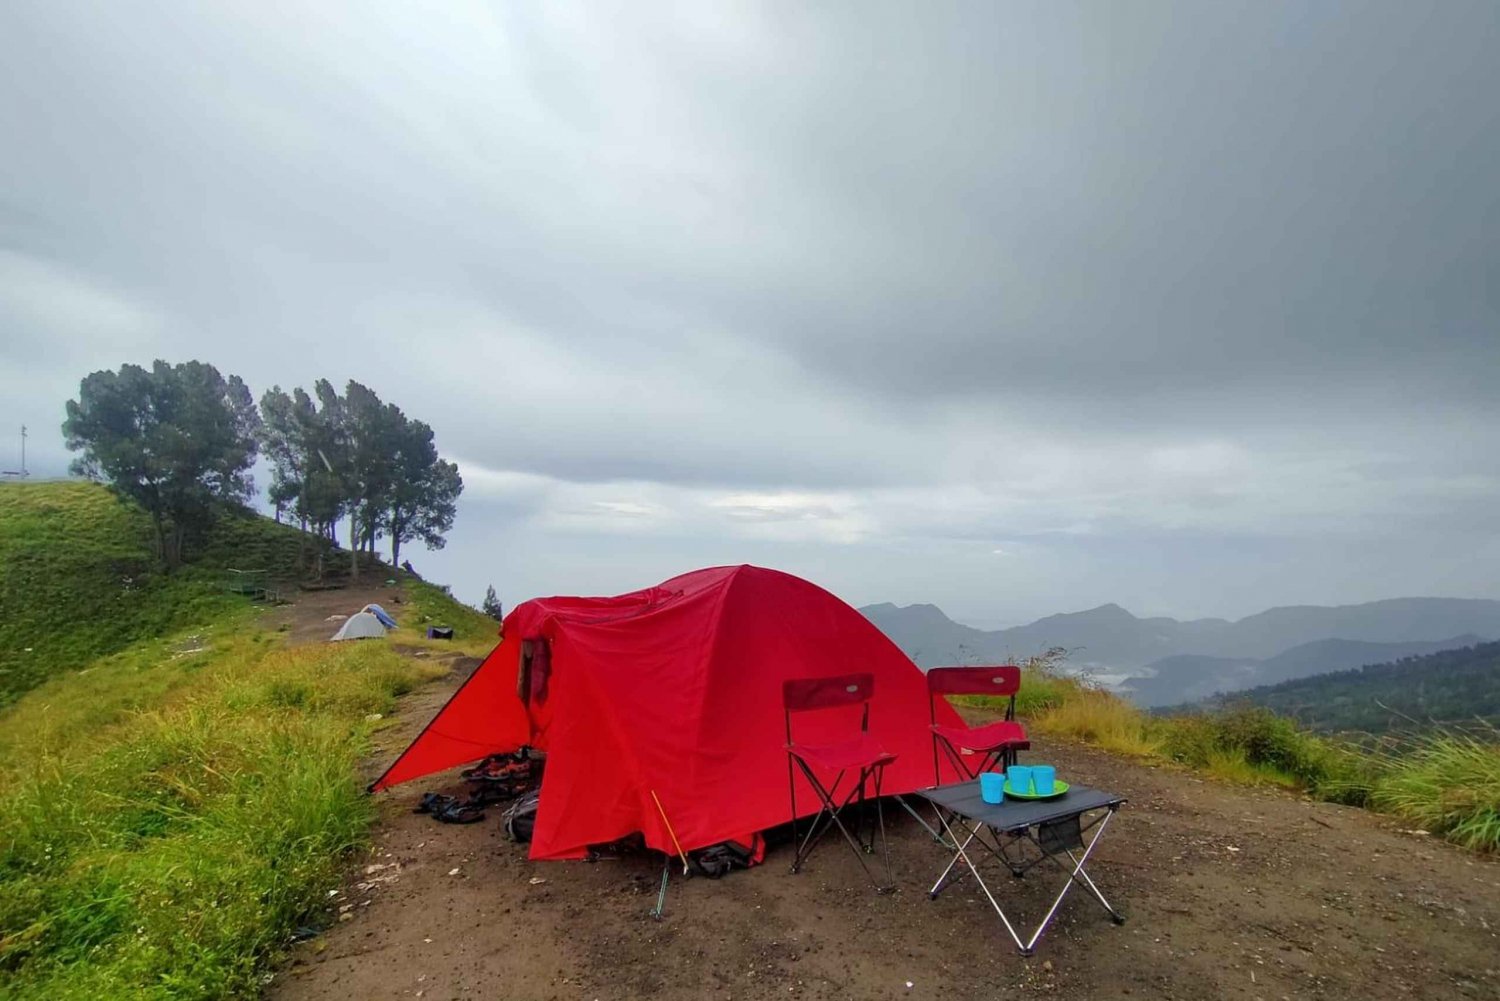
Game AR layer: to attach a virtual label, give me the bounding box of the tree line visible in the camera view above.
[62,359,463,575]
[1175,640,1500,733]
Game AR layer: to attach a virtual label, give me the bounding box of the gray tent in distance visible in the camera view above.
[330,611,389,642]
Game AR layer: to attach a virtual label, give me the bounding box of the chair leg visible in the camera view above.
[893,794,950,845]
[874,764,893,892]
[790,767,846,873]
[788,757,891,891]
[787,752,799,872]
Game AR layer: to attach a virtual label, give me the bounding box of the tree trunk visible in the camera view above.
[349,512,359,580]
[151,511,168,569]
[165,522,183,571]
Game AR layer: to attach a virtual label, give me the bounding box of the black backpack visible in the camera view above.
[503,791,540,843]
[687,838,760,878]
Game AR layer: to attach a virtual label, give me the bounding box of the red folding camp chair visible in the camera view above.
[783,672,897,892]
[927,665,1031,785]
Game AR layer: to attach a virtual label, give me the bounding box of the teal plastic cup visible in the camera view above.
[1032,765,1056,796]
[1006,764,1033,796]
[979,771,1005,804]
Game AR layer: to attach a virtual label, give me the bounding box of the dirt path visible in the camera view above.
[269,668,1500,1001]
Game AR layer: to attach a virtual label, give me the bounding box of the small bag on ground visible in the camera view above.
[503,791,540,843]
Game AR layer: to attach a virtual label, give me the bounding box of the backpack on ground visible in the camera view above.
[503,791,540,843]
[687,835,764,878]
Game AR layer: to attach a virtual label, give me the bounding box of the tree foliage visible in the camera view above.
[482,585,503,621]
[1178,641,1500,732]
[62,360,261,567]
[258,379,463,574]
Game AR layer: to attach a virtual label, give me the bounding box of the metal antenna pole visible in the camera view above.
[20,425,26,476]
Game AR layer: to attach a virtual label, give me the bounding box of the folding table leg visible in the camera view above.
[1021,807,1121,954]
[928,819,981,897]
[933,812,1029,954]
[1062,846,1121,920]
[928,807,1122,957]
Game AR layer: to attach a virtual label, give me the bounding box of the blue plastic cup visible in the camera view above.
[1032,765,1056,796]
[979,771,1005,804]
[1006,765,1033,796]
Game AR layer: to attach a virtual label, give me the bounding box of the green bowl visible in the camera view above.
[1003,779,1069,800]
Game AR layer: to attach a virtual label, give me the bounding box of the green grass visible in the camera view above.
[961,658,1500,852]
[0,634,446,999]
[396,579,500,657]
[0,480,478,997]
[1369,726,1500,851]
[0,482,333,708]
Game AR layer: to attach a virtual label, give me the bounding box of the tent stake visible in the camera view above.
[650,858,670,920]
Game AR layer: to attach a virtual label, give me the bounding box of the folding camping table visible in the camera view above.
[915,780,1126,956]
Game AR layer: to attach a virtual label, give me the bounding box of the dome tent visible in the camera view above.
[330,610,389,642]
[371,565,971,861]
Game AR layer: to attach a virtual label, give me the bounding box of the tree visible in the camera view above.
[259,383,347,546]
[63,360,260,567]
[342,382,404,562]
[383,417,463,566]
[482,585,503,621]
[260,378,463,573]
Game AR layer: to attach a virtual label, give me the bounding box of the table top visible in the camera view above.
[915,779,1125,833]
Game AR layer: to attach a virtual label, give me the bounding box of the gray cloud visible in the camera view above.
[2,1,1496,624]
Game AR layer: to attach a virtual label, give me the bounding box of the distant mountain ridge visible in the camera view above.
[858,597,1500,702]
[1160,641,1500,732]
[1124,635,1487,707]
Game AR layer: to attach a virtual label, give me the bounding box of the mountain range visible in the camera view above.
[858,597,1500,705]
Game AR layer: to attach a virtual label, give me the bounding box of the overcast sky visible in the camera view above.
[2,2,1497,627]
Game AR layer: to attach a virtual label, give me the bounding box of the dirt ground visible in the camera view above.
[267,634,1500,1001]
[265,581,412,646]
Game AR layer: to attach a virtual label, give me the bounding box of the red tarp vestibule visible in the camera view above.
[371,565,973,860]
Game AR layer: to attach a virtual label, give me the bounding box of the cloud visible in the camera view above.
[1,1,1497,624]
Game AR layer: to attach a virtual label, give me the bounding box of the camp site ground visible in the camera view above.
[272,686,1500,1000]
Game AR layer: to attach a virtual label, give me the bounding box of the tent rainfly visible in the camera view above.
[362,603,398,629]
[330,610,390,642]
[371,564,973,861]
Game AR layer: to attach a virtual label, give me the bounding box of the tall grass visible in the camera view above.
[0,634,446,999]
[1370,726,1500,852]
[1033,687,1163,758]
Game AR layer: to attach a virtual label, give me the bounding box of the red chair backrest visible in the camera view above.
[926,665,1021,697]
[782,672,875,712]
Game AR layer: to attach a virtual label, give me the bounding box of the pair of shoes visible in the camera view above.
[413,792,486,824]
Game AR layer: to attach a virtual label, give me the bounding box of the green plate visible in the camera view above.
[1003,779,1069,800]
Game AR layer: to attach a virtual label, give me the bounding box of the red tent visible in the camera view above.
[372,565,970,860]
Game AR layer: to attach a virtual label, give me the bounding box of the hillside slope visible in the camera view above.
[0,483,493,998]
[1170,640,1500,732]
[1127,635,1485,707]
[0,481,342,706]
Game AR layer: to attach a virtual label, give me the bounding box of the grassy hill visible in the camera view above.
[0,481,493,999]
[0,481,342,707]
[1169,641,1500,732]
